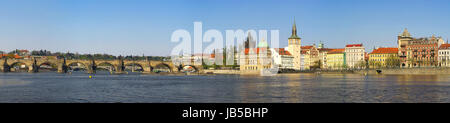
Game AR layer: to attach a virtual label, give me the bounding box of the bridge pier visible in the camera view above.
[87,59,97,74]
[142,66,153,73]
[142,57,153,73]
[29,58,39,73]
[113,56,126,74]
[58,58,68,73]
[87,66,96,74]
[1,58,10,72]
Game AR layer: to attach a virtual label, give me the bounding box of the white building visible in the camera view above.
[300,53,306,70]
[439,44,450,67]
[270,48,294,70]
[345,44,365,69]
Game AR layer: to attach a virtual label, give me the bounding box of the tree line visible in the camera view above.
[0,50,169,61]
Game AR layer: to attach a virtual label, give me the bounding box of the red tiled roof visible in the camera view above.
[301,50,307,54]
[318,48,333,52]
[439,44,450,50]
[0,54,7,58]
[19,50,29,52]
[0,54,21,59]
[346,44,363,47]
[273,48,291,55]
[301,46,313,49]
[14,54,21,59]
[328,49,345,54]
[244,48,270,55]
[370,47,398,54]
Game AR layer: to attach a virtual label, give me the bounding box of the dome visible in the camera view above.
[258,38,269,48]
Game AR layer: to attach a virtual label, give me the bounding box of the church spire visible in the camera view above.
[289,17,301,39]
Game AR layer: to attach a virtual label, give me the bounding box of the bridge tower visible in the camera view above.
[115,56,126,74]
[143,57,153,73]
[1,58,10,72]
[58,58,68,73]
[87,59,97,74]
[29,58,39,73]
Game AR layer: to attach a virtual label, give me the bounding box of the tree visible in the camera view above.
[369,60,375,69]
[201,57,208,69]
[386,55,400,68]
[374,62,382,69]
[222,47,227,67]
[356,61,366,69]
[312,60,321,70]
[212,63,218,69]
[342,63,348,70]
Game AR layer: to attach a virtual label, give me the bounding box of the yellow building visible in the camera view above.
[239,48,272,72]
[368,47,399,68]
[239,39,272,73]
[326,49,346,70]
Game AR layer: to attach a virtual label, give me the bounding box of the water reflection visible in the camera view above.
[0,72,449,103]
[0,79,32,87]
[236,74,449,103]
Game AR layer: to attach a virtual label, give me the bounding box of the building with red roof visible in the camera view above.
[300,45,319,70]
[369,47,399,68]
[270,48,294,69]
[346,44,363,47]
[397,28,445,67]
[326,48,346,70]
[345,43,365,69]
[239,48,272,72]
[0,54,21,59]
[318,48,334,69]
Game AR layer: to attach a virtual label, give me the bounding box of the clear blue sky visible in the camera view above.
[1,0,449,56]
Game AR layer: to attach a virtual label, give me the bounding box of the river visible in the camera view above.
[0,71,449,103]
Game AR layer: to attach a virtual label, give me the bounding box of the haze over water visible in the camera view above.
[0,72,449,103]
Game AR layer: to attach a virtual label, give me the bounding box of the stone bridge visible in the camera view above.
[0,57,202,74]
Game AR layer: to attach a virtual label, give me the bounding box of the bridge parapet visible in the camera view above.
[0,58,202,73]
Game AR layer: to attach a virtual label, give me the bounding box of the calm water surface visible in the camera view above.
[0,71,449,103]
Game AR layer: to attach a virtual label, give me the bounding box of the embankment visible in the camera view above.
[355,68,450,75]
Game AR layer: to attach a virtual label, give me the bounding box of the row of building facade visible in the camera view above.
[238,20,369,71]
[181,20,450,71]
[238,21,450,71]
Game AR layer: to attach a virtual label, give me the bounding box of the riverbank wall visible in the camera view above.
[202,69,241,74]
[355,68,450,75]
[201,68,450,75]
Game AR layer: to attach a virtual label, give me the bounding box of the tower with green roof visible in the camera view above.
[287,18,302,70]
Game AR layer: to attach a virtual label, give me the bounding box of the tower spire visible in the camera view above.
[293,17,296,36]
[289,17,300,39]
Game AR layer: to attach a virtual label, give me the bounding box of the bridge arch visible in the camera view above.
[67,62,88,71]
[38,61,57,71]
[181,65,198,72]
[125,63,144,72]
[153,63,172,72]
[97,62,116,71]
[9,62,30,72]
